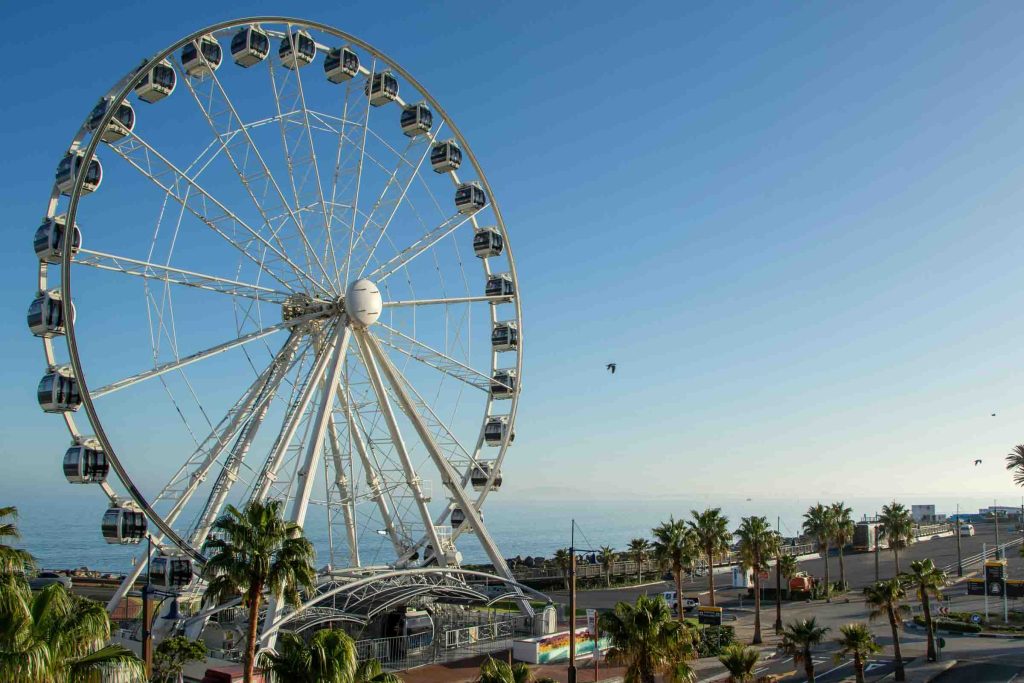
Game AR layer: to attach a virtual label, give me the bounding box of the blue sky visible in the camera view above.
[4,0,1024,518]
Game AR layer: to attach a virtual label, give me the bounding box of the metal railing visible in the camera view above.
[942,536,1023,576]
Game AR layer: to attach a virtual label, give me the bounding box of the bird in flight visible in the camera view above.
[606,363,616,374]
[974,459,983,466]
[992,413,997,417]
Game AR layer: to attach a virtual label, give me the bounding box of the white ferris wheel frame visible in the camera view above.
[35,16,527,621]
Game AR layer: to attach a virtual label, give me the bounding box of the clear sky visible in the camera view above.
[4,0,1024,515]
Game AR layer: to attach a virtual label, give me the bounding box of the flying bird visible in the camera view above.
[992,413,997,417]
[606,363,616,374]
[974,459,983,466]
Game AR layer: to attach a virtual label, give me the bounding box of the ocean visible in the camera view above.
[8,491,1018,573]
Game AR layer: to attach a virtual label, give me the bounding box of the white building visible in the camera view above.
[912,505,936,523]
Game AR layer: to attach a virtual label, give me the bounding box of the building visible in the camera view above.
[912,505,942,523]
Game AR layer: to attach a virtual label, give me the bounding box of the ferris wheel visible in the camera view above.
[30,17,524,618]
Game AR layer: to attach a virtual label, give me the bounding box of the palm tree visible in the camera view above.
[599,594,695,683]
[1006,444,1024,486]
[257,629,360,683]
[0,582,144,682]
[717,643,759,682]
[688,508,731,607]
[773,544,793,634]
[203,500,317,683]
[780,618,830,683]
[778,553,798,599]
[830,502,855,591]
[627,538,651,584]
[864,579,909,682]
[907,559,945,662]
[834,624,881,683]
[878,503,913,576]
[599,546,616,588]
[477,657,532,683]
[553,548,572,591]
[0,506,34,576]
[734,516,779,645]
[652,517,696,622]
[355,658,402,683]
[802,504,832,601]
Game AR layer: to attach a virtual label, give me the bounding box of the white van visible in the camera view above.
[661,591,699,614]
[959,524,975,537]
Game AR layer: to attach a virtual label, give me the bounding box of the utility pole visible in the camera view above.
[956,503,963,578]
[994,500,1001,559]
[568,519,577,683]
[874,511,880,583]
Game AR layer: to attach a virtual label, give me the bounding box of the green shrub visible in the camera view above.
[913,616,982,634]
[696,625,736,657]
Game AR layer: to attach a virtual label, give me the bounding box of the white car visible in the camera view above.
[662,591,699,613]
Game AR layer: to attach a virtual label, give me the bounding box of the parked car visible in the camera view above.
[29,572,72,591]
[661,591,699,614]
[959,524,975,537]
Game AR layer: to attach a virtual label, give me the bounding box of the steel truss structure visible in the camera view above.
[31,16,530,644]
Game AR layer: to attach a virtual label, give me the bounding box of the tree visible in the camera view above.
[355,658,402,683]
[834,624,881,683]
[0,506,34,576]
[153,636,207,683]
[627,538,651,584]
[599,594,695,683]
[1006,444,1024,486]
[773,545,794,634]
[802,504,832,601]
[203,500,317,683]
[830,502,855,591]
[878,503,913,577]
[599,546,616,588]
[777,553,798,599]
[864,579,909,682]
[553,548,572,591]
[477,657,533,683]
[734,516,779,645]
[257,629,357,683]
[0,582,144,682]
[780,618,830,683]
[717,643,759,682]
[907,559,945,662]
[652,517,696,623]
[688,508,731,607]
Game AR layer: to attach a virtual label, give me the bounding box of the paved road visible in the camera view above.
[933,660,1023,683]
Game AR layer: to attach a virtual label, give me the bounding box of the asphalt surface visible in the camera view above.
[933,660,1023,683]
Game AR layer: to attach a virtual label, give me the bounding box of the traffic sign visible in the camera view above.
[970,614,981,624]
[698,605,723,626]
[985,560,1007,597]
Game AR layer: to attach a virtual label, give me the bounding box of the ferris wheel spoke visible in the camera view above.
[350,124,439,279]
[374,321,494,392]
[335,382,408,557]
[353,330,448,566]
[251,326,341,503]
[364,210,482,284]
[382,295,511,308]
[74,248,293,303]
[92,316,314,399]
[172,57,339,295]
[107,132,324,295]
[361,330,523,590]
[325,415,359,567]
[343,59,377,285]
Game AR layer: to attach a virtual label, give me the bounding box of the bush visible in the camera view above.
[696,625,736,657]
[913,616,982,634]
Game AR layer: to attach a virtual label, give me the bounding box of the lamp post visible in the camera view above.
[568,519,577,683]
[142,536,153,678]
[956,504,963,578]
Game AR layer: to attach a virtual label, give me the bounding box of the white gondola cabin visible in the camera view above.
[63,438,108,484]
[56,151,102,196]
[150,555,193,589]
[455,181,486,215]
[401,102,433,137]
[324,47,359,83]
[182,35,222,78]
[471,461,503,491]
[365,71,399,106]
[37,366,81,413]
[230,26,270,67]
[27,290,73,338]
[491,321,518,352]
[450,507,482,533]
[430,140,462,173]
[473,227,503,259]
[485,273,515,300]
[86,98,135,143]
[279,30,316,69]
[490,369,517,399]
[135,59,176,103]
[484,415,515,447]
[102,505,147,545]
[34,215,81,264]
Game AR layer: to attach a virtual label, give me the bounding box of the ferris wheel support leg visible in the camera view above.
[361,331,534,618]
[326,415,360,568]
[261,325,349,648]
[354,330,449,567]
[336,384,405,558]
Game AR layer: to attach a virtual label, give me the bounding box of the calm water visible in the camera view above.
[9,492,1017,573]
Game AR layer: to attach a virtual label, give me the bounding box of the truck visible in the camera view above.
[853,521,881,552]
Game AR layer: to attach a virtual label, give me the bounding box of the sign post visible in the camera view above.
[698,605,723,626]
[984,556,1007,623]
[586,609,598,682]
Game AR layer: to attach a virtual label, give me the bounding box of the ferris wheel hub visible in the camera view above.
[344,278,382,328]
